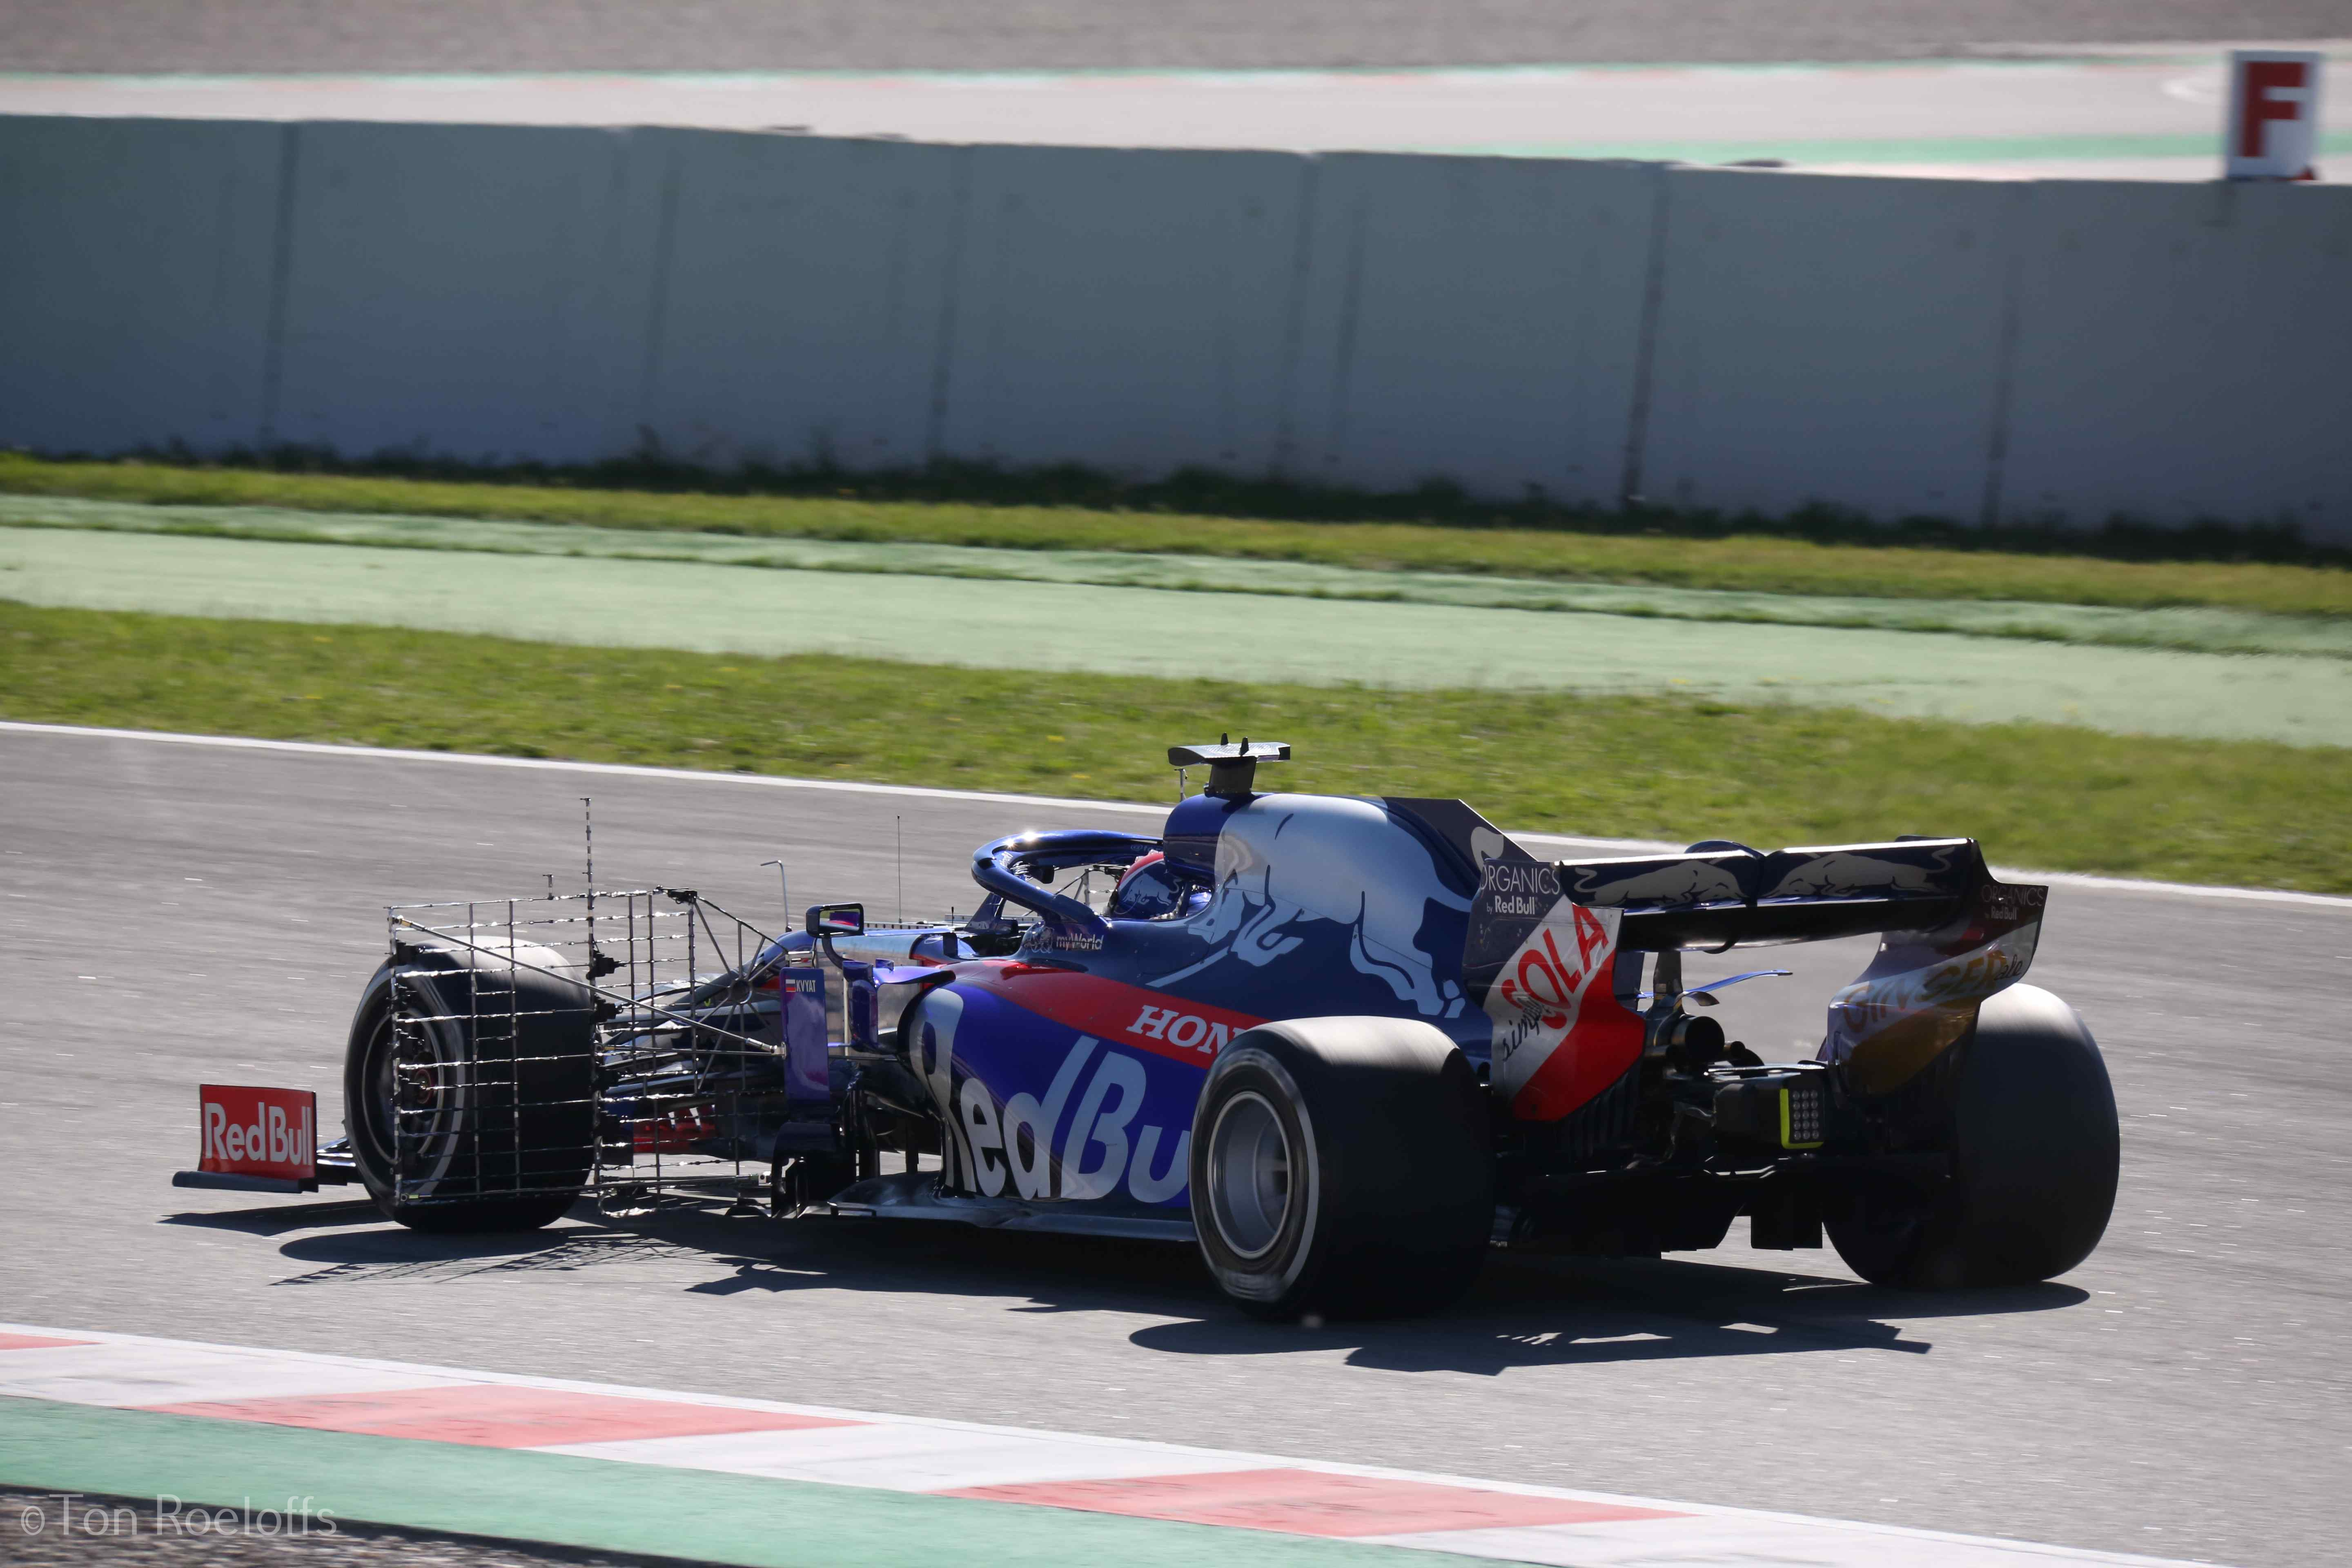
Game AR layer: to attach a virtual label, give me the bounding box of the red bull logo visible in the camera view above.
[198,1085,316,1180]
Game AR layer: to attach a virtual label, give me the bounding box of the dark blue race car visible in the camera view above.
[227,741,2122,1320]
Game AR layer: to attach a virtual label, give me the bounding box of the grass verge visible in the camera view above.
[5,453,2345,617]
[13,498,2348,661]
[4,603,2343,893]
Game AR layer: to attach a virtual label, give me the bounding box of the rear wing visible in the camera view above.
[1467,835,2050,1094]
[1552,837,2042,952]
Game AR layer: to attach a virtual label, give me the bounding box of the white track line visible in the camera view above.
[4,720,2345,911]
[0,1325,2215,1568]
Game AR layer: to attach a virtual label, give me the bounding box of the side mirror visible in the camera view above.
[805,902,864,938]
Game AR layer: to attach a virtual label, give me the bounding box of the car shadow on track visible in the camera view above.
[261,1201,1212,1297]
[1130,1254,2088,1375]
[252,1201,2085,1373]
[675,1213,2091,1374]
[264,1216,699,1285]
[163,1199,392,1237]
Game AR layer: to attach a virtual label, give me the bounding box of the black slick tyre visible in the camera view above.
[1189,1016,1490,1321]
[1829,984,2120,1288]
[344,944,597,1233]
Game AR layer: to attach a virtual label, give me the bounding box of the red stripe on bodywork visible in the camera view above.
[941,1467,1682,1536]
[1512,1001,1644,1122]
[0,1334,92,1351]
[956,962,1263,1067]
[140,1385,860,1449]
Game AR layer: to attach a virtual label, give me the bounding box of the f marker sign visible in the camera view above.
[2226,50,2324,180]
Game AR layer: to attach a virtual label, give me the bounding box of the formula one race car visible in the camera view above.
[179,741,2120,1319]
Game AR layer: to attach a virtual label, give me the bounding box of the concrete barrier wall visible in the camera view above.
[271,122,663,462]
[1289,154,1655,504]
[0,117,285,454]
[1,114,2346,539]
[640,131,963,471]
[934,145,1308,476]
[1996,179,2352,534]
[1637,171,2019,523]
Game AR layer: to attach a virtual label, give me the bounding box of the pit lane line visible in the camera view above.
[3,719,2345,912]
[0,1326,2218,1568]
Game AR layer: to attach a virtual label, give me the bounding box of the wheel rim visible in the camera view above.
[1206,1090,1293,1261]
[361,988,466,1196]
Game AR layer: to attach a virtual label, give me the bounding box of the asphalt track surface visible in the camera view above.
[3,0,2346,72]
[3,724,2347,1566]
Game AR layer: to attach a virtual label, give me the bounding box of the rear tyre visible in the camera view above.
[1829,984,2119,1288]
[344,944,597,1234]
[1189,1016,1490,1321]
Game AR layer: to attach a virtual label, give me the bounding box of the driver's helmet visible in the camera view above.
[1106,851,1205,920]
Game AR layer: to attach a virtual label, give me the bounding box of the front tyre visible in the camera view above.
[1829,984,2120,1288]
[344,945,596,1234]
[1190,1016,1490,1321]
